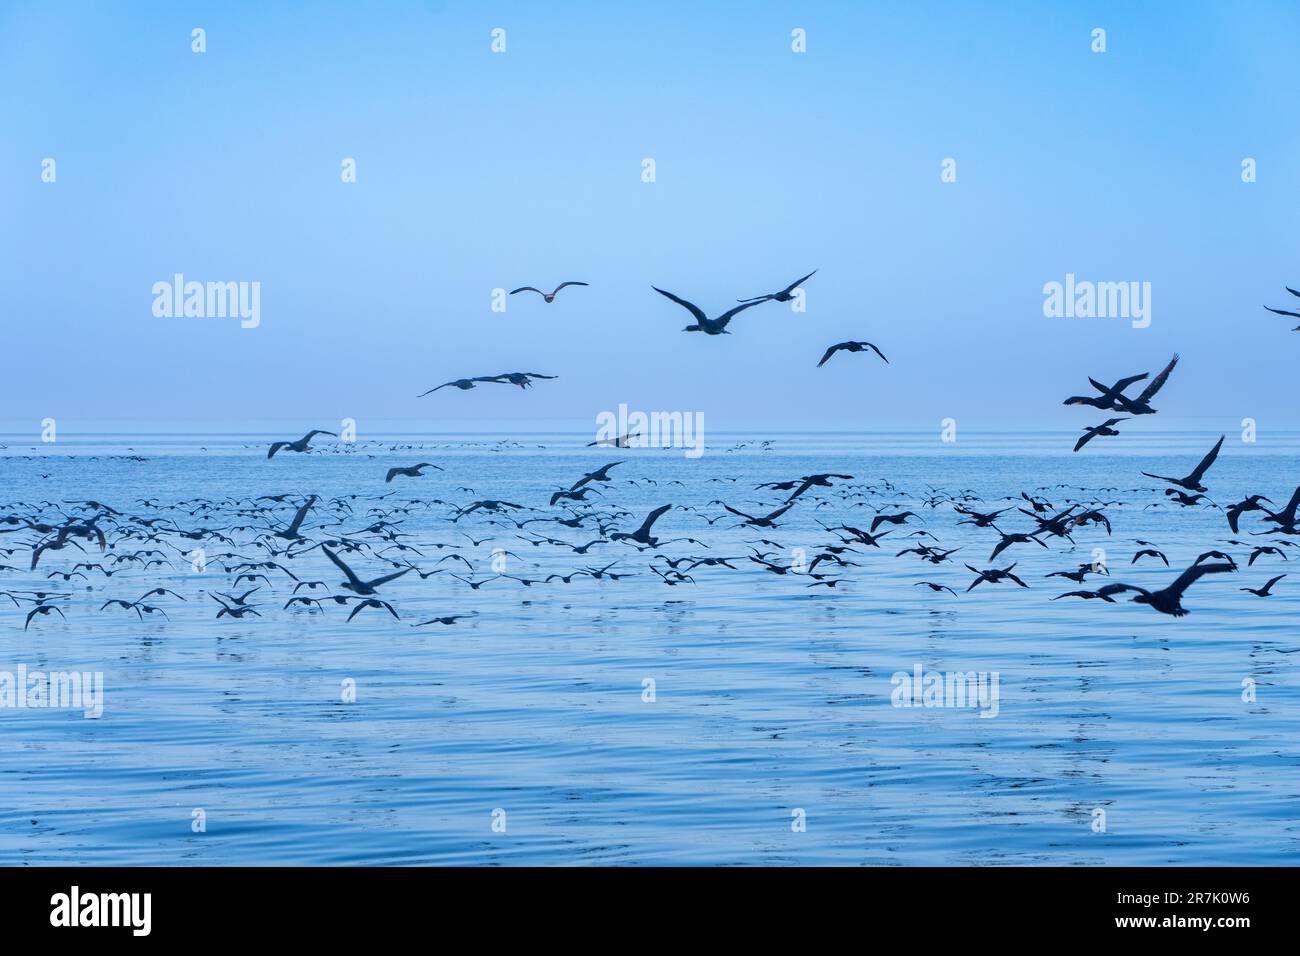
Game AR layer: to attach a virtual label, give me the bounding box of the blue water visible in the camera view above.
[1,433,1297,865]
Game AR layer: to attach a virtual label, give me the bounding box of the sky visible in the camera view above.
[1,1,1297,436]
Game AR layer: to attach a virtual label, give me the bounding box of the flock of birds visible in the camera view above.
[417,271,885,396]
[4,272,1297,629]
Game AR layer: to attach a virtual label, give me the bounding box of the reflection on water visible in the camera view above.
[0,434,1297,864]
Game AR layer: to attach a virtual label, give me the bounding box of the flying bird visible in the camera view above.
[481,372,558,389]
[1064,372,1149,410]
[1226,495,1273,534]
[1112,354,1179,415]
[1242,574,1286,597]
[611,505,673,547]
[1074,418,1127,452]
[267,430,336,459]
[1103,562,1236,616]
[322,546,413,595]
[587,431,641,449]
[1142,435,1224,493]
[1131,548,1169,566]
[509,281,588,303]
[816,341,888,368]
[418,378,494,396]
[652,286,765,335]
[386,463,442,483]
[347,598,400,622]
[722,502,794,528]
[736,270,817,304]
[964,564,1029,591]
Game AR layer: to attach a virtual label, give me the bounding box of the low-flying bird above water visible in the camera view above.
[1103,561,1236,616]
[1142,435,1224,493]
[587,431,641,448]
[1226,494,1273,533]
[322,546,413,595]
[1074,418,1127,452]
[722,502,794,528]
[268,430,336,459]
[1242,574,1286,597]
[271,495,318,542]
[385,463,443,483]
[610,504,673,547]
[965,564,1029,591]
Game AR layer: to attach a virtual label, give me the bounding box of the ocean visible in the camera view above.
[1,431,1296,865]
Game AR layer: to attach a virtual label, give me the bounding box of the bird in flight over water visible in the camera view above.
[1102,561,1236,616]
[1241,574,1286,597]
[1074,418,1127,452]
[322,546,414,595]
[1110,354,1179,415]
[267,430,336,459]
[1142,435,1224,493]
[386,463,442,483]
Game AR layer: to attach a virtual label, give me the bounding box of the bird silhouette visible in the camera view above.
[816,341,888,368]
[652,286,765,335]
[509,281,588,303]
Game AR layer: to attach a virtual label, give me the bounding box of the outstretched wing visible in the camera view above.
[1274,485,1300,525]
[552,281,588,293]
[1187,435,1225,484]
[816,344,843,367]
[779,269,817,296]
[763,503,795,522]
[1096,372,1148,396]
[322,546,364,589]
[1097,582,1146,598]
[1166,561,1235,598]
[637,504,673,535]
[510,286,545,296]
[713,297,766,329]
[369,567,413,588]
[285,497,316,534]
[651,287,708,324]
[1136,353,1179,402]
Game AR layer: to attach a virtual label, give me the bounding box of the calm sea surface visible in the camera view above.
[1,432,1297,865]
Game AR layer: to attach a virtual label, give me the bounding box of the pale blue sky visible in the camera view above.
[1,1,1297,434]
